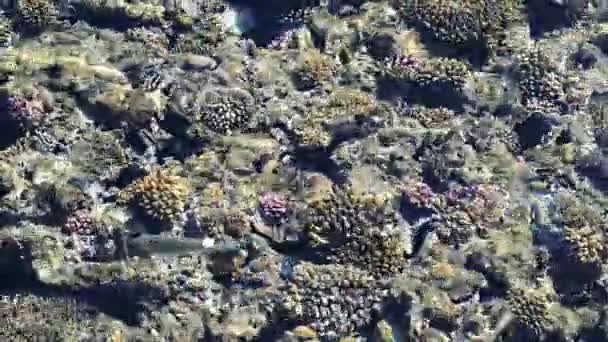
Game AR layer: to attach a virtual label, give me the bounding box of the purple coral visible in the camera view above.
[6,94,45,131]
[62,210,102,235]
[401,180,441,210]
[443,184,506,227]
[267,29,297,50]
[386,54,420,69]
[259,192,290,225]
[62,209,116,261]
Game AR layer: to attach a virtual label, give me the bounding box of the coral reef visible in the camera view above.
[514,46,567,109]
[14,0,57,33]
[396,0,525,54]
[507,287,554,337]
[387,55,472,93]
[281,262,389,340]
[119,168,190,223]
[293,49,338,90]
[196,87,256,134]
[0,0,606,340]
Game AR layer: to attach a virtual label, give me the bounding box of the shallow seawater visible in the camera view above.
[2,0,608,341]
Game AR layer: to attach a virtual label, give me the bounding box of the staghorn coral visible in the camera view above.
[294,122,332,149]
[197,87,256,134]
[514,46,566,108]
[14,0,57,33]
[281,262,389,341]
[293,49,338,90]
[304,185,398,246]
[387,55,471,92]
[506,287,553,337]
[311,88,378,122]
[400,104,455,127]
[330,227,408,278]
[396,0,524,52]
[120,169,191,223]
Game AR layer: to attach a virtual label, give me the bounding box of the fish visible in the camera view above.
[123,232,242,258]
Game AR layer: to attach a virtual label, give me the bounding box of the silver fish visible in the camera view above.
[125,233,241,258]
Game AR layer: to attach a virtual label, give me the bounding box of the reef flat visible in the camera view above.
[2,0,608,341]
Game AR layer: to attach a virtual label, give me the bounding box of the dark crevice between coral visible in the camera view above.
[290,147,349,185]
[77,280,167,325]
[0,112,23,150]
[156,136,204,162]
[465,251,509,300]
[0,238,37,289]
[405,86,470,112]
[327,116,384,150]
[407,220,434,259]
[375,77,410,102]
[575,152,608,194]
[416,32,491,68]
[547,254,605,307]
[527,0,587,37]
[227,0,319,47]
[420,164,447,194]
[67,5,152,31]
[514,112,556,150]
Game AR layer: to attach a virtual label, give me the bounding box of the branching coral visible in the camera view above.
[311,88,378,122]
[4,93,46,133]
[293,49,338,90]
[330,227,408,278]
[401,104,455,127]
[197,88,255,134]
[293,122,332,149]
[281,263,389,340]
[15,0,58,33]
[132,64,167,92]
[304,185,397,246]
[563,225,607,267]
[387,55,471,92]
[506,287,553,337]
[396,0,525,52]
[120,169,190,223]
[514,47,567,109]
[304,185,407,277]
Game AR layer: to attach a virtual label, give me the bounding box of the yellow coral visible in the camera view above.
[122,169,190,222]
[563,226,607,266]
[15,0,57,32]
[293,49,337,90]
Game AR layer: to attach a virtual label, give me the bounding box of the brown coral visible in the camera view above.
[506,287,553,337]
[121,169,190,223]
[388,55,471,92]
[563,225,607,266]
[396,0,525,53]
[281,263,388,340]
[293,49,338,90]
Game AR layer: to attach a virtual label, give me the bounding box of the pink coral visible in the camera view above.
[259,192,290,225]
[62,210,102,235]
[6,94,45,131]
